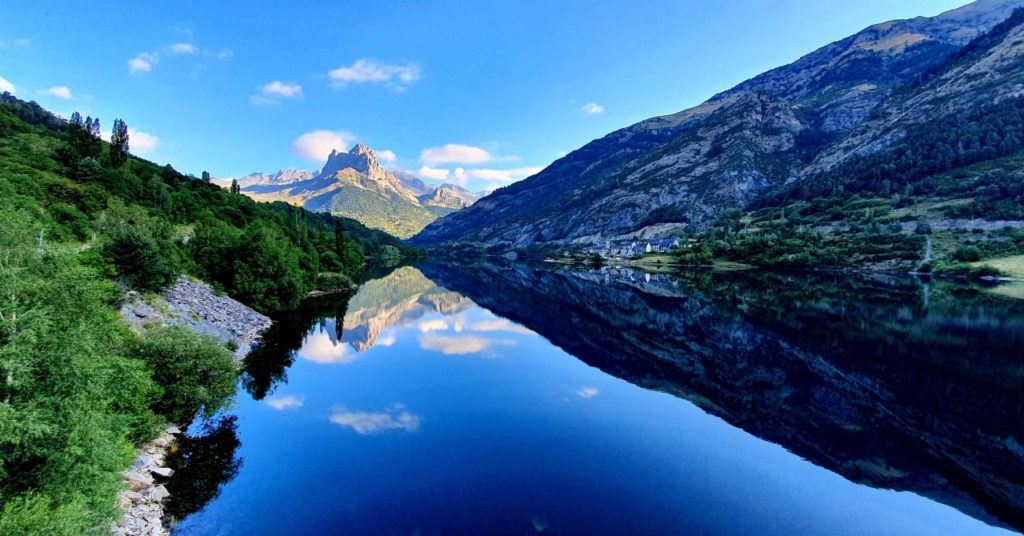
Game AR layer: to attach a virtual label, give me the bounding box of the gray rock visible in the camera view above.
[149,485,170,502]
[150,467,175,478]
[132,455,157,469]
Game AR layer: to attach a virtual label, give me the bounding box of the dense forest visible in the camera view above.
[0,93,413,534]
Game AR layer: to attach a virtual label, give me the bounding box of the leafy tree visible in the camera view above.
[189,219,241,289]
[232,224,304,311]
[201,170,211,183]
[133,325,237,423]
[102,224,177,291]
[0,210,159,535]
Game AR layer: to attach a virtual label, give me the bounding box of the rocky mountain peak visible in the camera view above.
[321,143,387,182]
[350,143,374,156]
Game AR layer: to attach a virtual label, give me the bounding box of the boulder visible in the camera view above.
[150,467,175,478]
[149,485,170,502]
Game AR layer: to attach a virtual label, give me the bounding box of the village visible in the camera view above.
[557,237,685,260]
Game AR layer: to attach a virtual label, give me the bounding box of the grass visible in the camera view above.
[972,255,1024,278]
[712,260,756,271]
[630,254,679,265]
[988,283,1024,300]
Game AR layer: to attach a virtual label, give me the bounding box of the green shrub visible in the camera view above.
[102,224,178,290]
[952,245,982,262]
[134,325,238,423]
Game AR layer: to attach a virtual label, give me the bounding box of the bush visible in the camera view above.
[952,245,982,262]
[102,225,177,290]
[316,272,355,291]
[134,325,238,423]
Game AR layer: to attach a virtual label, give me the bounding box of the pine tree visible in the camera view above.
[230,179,240,194]
[109,119,129,168]
[202,171,211,183]
[334,220,345,255]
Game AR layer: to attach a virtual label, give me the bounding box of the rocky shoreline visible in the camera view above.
[120,276,272,359]
[112,426,180,536]
[114,276,272,535]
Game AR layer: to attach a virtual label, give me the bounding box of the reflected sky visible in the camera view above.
[173,265,1021,536]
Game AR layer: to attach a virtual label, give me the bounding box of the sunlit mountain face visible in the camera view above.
[168,264,1024,535]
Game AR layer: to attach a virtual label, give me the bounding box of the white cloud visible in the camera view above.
[218,49,235,60]
[467,319,535,335]
[555,150,568,158]
[328,59,420,89]
[449,312,535,335]
[128,53,156,73]
[419,334,513,356]
[467,167,543,183]
[376,332,397,347]
[0,76,15,95]
[43,86,72,100]
[128,129,159,153]
[454,167,465,180]
[418,319,448,332]
[330,405,420,434]
[261,80,302,98]
[376,149,397,163]
[292,130,356,162]
[420,144,496,165]
[300,330,357,364]
[170,43,196,54]
[580,102,605,115]
[576,387,600,399]
[265,395,304,410]
[418,166,450,180]
[254,81,303,104]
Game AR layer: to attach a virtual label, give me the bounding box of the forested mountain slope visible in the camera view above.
[0,93,419,534]
[413,0,1024,251]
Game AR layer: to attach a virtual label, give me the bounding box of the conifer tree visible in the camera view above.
[109,119,129,167]
[334,220,345,255]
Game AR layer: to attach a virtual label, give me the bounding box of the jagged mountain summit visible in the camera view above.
[228,144,483,238]
[412,0,1024,249]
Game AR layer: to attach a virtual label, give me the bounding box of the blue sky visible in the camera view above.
[1,0,971,192]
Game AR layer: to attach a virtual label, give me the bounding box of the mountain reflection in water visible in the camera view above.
[173,263,1024,535]
[418,262,1024,531]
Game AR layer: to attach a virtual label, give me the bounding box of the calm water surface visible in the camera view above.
[169,263,1024,535]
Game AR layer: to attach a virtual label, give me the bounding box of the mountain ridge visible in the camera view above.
[412,0,1024,250]
[228,144,483,238]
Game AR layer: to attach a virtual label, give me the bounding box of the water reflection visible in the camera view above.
[183,262,1024,534]
[419,262,1024,532]
[240,294,352,400]
[340,265,473,351]
[164,416,242,522]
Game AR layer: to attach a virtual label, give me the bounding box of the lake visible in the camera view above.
[168,263,1024,535]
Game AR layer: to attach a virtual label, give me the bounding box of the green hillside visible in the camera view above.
[0,94,414,534]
